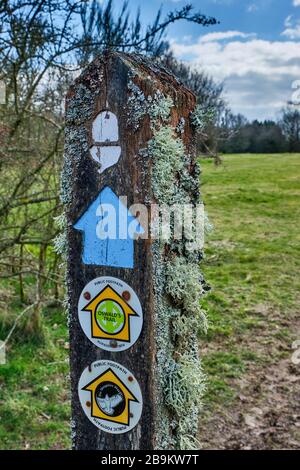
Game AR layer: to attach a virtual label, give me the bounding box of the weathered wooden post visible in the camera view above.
[62,51,206,450]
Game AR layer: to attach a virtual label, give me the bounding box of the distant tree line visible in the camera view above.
[219,109,300,154]
[161,54,300,157]
[163,53,300,156]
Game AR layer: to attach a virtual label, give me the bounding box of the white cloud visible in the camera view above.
[171,35,300,120]
[282,15,300,39]
[211,0,234,4]
[199,31,255,43]
[171,38,300,80]
[293,0,300,6]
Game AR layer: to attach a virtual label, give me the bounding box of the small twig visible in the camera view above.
[40,412,51,420]
[47,359,68,366]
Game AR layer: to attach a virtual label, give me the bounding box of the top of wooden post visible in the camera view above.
[63,51,197,213]
[66,50,196,118]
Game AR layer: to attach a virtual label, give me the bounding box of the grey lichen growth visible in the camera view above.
[53,212,68,261]
[138,82,208,450]
[149,126,185,205]
[176,117,185,135]
[61,125,89,205]
[62,80,94,205]
[65,84,95,125]
[127,79,173,131]
[60,75,95,345]
[180,162,201,199]
[148,91,173,125]
[191,103,216,131]
[127,79,147,131]
[70,418,77,443]
[165,352,205,416]
[165,257,208,333]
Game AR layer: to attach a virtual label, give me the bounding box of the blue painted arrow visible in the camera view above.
[73,187,143,268]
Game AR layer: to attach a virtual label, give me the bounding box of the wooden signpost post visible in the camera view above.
[63,51,205,450]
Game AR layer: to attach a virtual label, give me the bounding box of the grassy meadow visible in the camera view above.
[199,153,300,449]
[0,153,299,449]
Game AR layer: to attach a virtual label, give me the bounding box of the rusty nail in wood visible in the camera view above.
[86,401,91,407]
[110,340,118,348]
[122,290,130,301]
[128,376,134,382]
[129,412,134,418]
[84,292,91,300]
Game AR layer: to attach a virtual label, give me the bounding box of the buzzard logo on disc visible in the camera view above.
[78,360,143,433]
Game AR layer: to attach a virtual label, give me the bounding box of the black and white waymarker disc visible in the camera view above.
[78,360,143,434]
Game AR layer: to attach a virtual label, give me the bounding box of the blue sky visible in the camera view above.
[134,0,293,42]
[109,0,300,121]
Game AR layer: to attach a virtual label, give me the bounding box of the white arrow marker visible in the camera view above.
[90,110,121,173]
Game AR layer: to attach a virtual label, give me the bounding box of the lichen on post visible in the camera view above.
[62,51,207,450]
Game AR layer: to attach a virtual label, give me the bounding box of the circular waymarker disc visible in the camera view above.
[78,276,143,352]
[78,360,143,434]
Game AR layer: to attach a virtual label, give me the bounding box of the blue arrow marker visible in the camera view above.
[73,187,143,268]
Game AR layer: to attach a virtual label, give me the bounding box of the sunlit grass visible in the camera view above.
[1,153,299,448]
[0,305,70,450]
[200,153,300,406]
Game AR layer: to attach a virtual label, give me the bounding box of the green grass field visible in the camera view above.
[0,153,299,449]
[0,304,70,449]
[198,153,300,449]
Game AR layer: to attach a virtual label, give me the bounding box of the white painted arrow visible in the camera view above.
[90,110,121,173]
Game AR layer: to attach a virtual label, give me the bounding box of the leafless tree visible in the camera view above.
[0,0,218,338]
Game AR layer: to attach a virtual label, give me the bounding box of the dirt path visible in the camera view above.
[198,310,300,450]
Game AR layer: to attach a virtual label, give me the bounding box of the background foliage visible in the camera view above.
[0,0,217,337]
